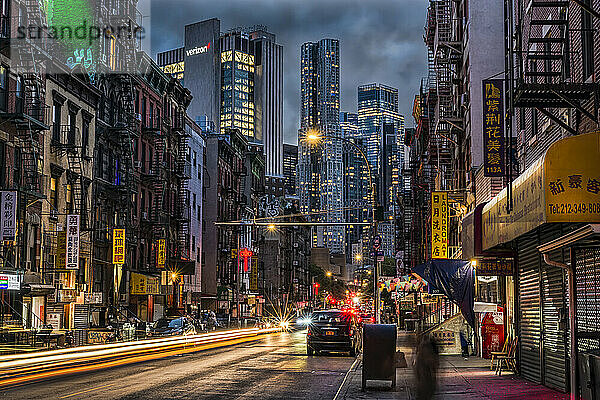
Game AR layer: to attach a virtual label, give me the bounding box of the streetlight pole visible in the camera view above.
[305,131,380,323]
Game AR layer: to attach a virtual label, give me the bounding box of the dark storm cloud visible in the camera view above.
[149,0,427,144]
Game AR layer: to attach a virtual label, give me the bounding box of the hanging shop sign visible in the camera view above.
[56,231,67,269]
[0,273,20,290]
[482,79,505,177]
[66,214,80,270]
[130,272,160,295]
[157,239,166,268]
[84,292,103,304]
[58,289,77,303]
[476,259,513,276]
[250,258,258,292]
[482,132,600,250]
[431,191,449,259]
[0,191,17,241]
[112,229,125,265]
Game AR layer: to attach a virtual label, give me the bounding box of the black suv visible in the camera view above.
[306,310,362,356]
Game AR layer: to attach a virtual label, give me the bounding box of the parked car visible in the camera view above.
[306,309,362,356]
[148,317,197,337]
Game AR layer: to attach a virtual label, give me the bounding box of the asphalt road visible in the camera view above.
[2,330,356,400]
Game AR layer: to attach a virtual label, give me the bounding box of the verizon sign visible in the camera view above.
[186,42,211,57]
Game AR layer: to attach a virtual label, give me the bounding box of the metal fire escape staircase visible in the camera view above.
[512,0,598,135]
[141,111,166,268]
[173,111,191,260]
[425,0,462,186]
[11,0,50,198]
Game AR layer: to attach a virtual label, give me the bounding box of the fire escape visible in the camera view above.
[141,109,167,269]
[425,0,463,189]
[8,0,50,199]
[508,1,599,138]
[173,109,191,261]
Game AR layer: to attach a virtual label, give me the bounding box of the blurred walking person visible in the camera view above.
[413,334,439,400]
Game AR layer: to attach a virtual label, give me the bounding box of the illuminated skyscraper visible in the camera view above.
[298,38,344,254]
[157,21,284,184]
[357,83,405,212]
[340,112,369,260]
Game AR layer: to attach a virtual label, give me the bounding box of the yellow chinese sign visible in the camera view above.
[130,272,160,295]
[157,239,166,268]
[250,258,258,291]
[112,229,125,265]
[431,191,448,259]
[545,132,600,223]
[56,231,66,269]
[482,79,505,177]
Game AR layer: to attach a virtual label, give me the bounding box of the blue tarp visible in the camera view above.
[412,259,475,329]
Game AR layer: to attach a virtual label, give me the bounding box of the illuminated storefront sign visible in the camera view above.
[431,191,448,259]
[482,79,505,177]
[112,229,125,265]
[482,132,600,250]
[476,259,514,276]
[157,239,166,268]
[130,272,160,295]
[186,43,211,57]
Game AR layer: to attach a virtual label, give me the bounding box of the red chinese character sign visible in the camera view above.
[431,191,448,259]
[482,79,505,177]
[313,282,320,296]
[239,248,253,272]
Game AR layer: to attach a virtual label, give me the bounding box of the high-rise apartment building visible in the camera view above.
[298,39,344,254]
[340,112,370,261]
[283,144,298,196]
[357,84,405,212]
[157,20,284,186]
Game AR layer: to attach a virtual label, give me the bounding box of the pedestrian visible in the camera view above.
[413,334,439,400]
[459,322,470,359]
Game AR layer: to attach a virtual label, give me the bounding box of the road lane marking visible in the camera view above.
[58,383,115,398]
[332,356,360,400]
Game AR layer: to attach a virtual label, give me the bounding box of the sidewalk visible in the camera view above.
[336,332,569,400]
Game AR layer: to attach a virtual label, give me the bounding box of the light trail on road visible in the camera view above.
[0,327,280,388]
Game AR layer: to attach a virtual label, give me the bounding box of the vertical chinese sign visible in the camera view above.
[66,215,80,269]
[0,191,17,241]
[250,258,258,291]
[431,191,448,259]
[482,79,505,177]
[157,239,166,268]
[112,229,125,265]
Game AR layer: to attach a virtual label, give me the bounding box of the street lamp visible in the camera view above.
[304,129,381,323]
[326,271,332,277]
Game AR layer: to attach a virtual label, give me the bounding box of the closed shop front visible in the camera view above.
[482,133,599,394]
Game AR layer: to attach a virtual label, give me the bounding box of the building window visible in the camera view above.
[52,103,62,142]
[50,177,58,213]
[68,111,77,145]
[65,183,73,214]
[0,65,7,112]
[582,1,594,80]
[82,118,90,156]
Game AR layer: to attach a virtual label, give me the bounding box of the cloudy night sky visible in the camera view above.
[149,0,427,145]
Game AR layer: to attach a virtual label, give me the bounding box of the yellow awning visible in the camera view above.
[482,132,600,250]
